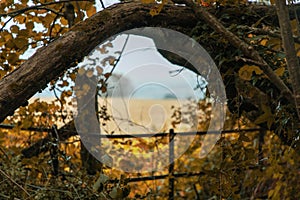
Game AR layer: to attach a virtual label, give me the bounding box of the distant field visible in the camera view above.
[29,96,194,134]
[98,97,192,134]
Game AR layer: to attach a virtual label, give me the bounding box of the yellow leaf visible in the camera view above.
[10,25,19,33]
[0,70,7,78]
[69,72,76,81]
[141,0,155,3]
[82,84,90,92]
[96,66,103,75]
[86,69,94,78]
[14,38,27,49]
[267,38,281,51]
[86,6,96,17]
[60,17,68,26]
[254,104,274,129]
[274,67,285,77]
[105,42,113,48]
[260,38,268,46]
[150,8,159,17]
[104,73,111,78]
[26,21,34,30]
[108,57,115,65]
[61,80,69,87]
[238,65,263,81]
[78,68,86,76]
[7,53,19,64]
[290,19,299,36]
[98,46,108,54]
[149,4,164,16]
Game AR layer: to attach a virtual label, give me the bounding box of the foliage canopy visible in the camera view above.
[0,0,299,199]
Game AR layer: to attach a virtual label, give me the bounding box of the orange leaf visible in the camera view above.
[86,6,96,17]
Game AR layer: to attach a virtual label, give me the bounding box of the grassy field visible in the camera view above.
[98,97,191,135]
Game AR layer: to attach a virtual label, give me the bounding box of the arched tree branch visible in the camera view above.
[183,0,295,105]
[0,2,198,123]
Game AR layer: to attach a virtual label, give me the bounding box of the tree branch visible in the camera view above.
[238,25,300,44]
[275,0,300,122]
[0,2,198,123]
[184,0,295,105]
[0,0,92,17]
[0,168,30,196]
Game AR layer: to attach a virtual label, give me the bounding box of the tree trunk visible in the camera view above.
[275,0,300,123]
[0,2,198,123]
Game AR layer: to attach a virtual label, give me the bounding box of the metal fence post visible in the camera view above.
[258,129,265,165]
[169,129,175,199]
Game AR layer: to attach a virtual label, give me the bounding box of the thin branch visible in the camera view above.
[49,5,65,41]
[103,34,130,85]
[235,56,269,68]
[289,0,300,37]
[183,0,295,105]
[52,86,67,124]
[0,7,62,32]
[0,146,9,161]
[238,25,300,44]
[0,0,92,17]
[0,1,92,31]
[99,0,105,9]
[0,168,30,197]
[0,16,13,32]
[275,0,300,122]
[36,7,62,16]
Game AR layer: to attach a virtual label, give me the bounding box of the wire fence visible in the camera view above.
[0,123,266,199]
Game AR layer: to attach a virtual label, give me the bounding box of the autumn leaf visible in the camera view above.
[86,69,94,78]
[141,0,156,3]
[238,65,263,81]
[86,5,96,17]
[96,66,103,75]
[274,67,285,77]
[254,104,275,129]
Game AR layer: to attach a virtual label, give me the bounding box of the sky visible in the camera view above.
[11,0,278,101]
[24,0,206,101]
[9,0,279,101]
[78,33,206,100]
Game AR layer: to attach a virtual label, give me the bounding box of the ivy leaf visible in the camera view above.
[109,186,123,199]
[254,104,274,129]
[238,65,263,81]
[274,67,285,77]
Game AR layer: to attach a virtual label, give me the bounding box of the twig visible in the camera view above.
[0,0,92,31]
[103,34,130,85]
[235,56,269,68]
[0,168,30,197]
[238,25,300,44]
[49,5,65,41]
[0,0,92,17]
[183,0,295,105]
[99,0,105,9]
[0,146,9,160]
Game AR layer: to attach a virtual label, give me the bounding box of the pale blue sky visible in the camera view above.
[5,0,205,100]
[79,34,206,100]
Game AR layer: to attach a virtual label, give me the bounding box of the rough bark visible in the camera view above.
[275,0,300,123]
[0,2,296,123]
[0,2,198,123]
[184,0,294,104]
[0,2,299,149]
